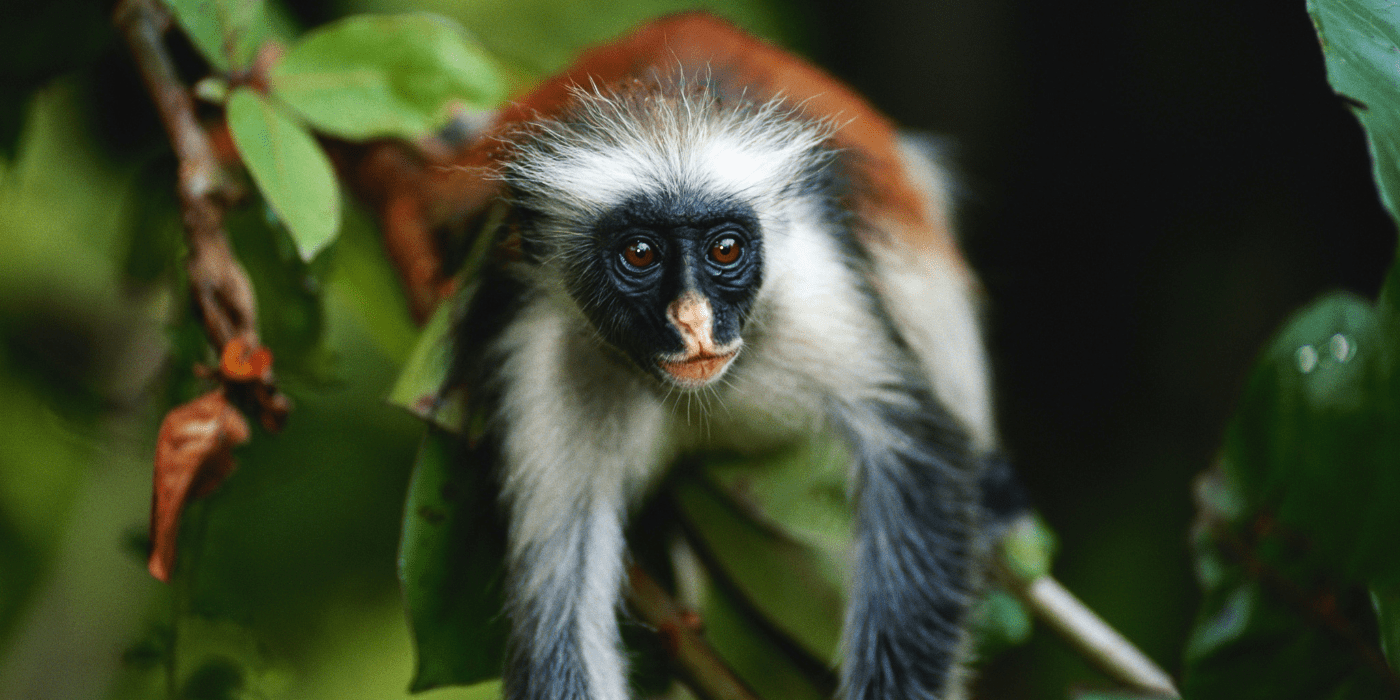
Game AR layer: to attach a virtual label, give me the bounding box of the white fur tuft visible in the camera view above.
[501,83,836,252]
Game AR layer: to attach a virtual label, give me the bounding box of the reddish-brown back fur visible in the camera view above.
[436,12,963,265]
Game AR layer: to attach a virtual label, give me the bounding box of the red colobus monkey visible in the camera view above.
[446,13,1013,700]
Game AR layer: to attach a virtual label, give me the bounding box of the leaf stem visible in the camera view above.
[113,0,287,423]
[626,565,763,700]
[994,516,1181,698]
[1208,519,1400,696]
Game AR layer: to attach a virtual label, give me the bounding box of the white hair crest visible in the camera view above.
[501,81,837,232]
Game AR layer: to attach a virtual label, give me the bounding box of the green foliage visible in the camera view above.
[163,0,277,72]
[1223,294,1399,583]
[225,88,341,262]
[1309,0,1400,232]
[397,428,508,692]
[1185,313,1400,697]
[1375,586,1400,678]
[1001,513,1059,582]
[1309,0,1400,314]
[1183,1,1400,697]
[1071,692,1166,700]
[387,286,465,431]
[0,0,110,157]
[271,14,504,141]
[167,0,504,263]
[673,462,847,661]
[695,568,833,700]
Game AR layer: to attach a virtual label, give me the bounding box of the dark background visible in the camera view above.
[801,0,1395,695]
[0,0,1393,697]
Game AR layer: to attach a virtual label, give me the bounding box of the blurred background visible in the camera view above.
[0,0,1393,698]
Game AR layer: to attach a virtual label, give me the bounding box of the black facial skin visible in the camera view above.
[561,192,763,382]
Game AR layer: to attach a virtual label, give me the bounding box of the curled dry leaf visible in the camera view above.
[220,336,273,382]
[148,388,251,582]
[217,337,289,432]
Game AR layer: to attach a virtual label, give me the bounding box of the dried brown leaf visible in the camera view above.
[148,388,250,582]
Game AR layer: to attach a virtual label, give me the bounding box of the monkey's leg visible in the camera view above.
[839,393,980,700]
[501,481,630,700]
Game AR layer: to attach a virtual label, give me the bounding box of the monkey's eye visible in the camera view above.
[622,239,657,268]
[709,236,743,266]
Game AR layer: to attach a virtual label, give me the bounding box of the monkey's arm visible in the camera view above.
[486,300,669,700]
[837,391,979,700]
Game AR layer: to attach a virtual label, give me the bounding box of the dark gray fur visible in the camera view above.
[838,390,979,700]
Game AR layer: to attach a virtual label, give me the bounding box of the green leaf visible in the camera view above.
[270,14,504,141]
[388,290,467,432]
[681,440,1046,664]
[697,565,833,700]
[1222,293,1400,585]
[1182,578,1394,699]
[1184,293,1400,697]
[225,87,341,262]
[1374,584,1400,673]
[397,428,508,692]
[971,587,1033,656]
[999,513,1058,582]
[1307,0,1400,306]
[161,0,273,72]
[701,438,854,562]
[1186,466,1395,699]
[1071,692,1170,700]
[673,460,847,662]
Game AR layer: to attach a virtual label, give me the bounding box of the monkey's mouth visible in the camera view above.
[657,349,739,388]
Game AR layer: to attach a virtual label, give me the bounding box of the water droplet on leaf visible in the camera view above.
[1297,345,1319,373]
[1329,333,1354,362]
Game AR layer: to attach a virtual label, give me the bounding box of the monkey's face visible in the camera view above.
[564,194,763,390]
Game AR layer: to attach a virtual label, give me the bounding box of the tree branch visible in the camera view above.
[993,517,1181,698]
[627,566,762,700]
[114,0,287,429]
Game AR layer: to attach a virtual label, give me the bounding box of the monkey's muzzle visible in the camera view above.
[658,350,738,388]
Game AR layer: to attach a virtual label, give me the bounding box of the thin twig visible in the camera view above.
[114,0,287,428]
[627,566,762,700]
[993,518,1181,698]
[1210,520,1400,696]
[1193,469,1400,696]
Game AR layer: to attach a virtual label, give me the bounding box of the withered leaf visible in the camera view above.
[220,336,273,383]
[148,388,251,582]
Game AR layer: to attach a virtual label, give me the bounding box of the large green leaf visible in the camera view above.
[270,14,504,141]
[397,428,508,692]
[1374,585,1400,673]
[1308,0,1400,307]
[225,87,341,262]
[697,565,833,700]
[162,0,274,72]
[701,439,853,566]
[674,447,849,663]
[1184,505,1396,698]
[1183,293,1400,697]
[1309,0,1400,224]
[1222,293,1400,585]
[388,291,466,432]
[684,443,1046,665]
